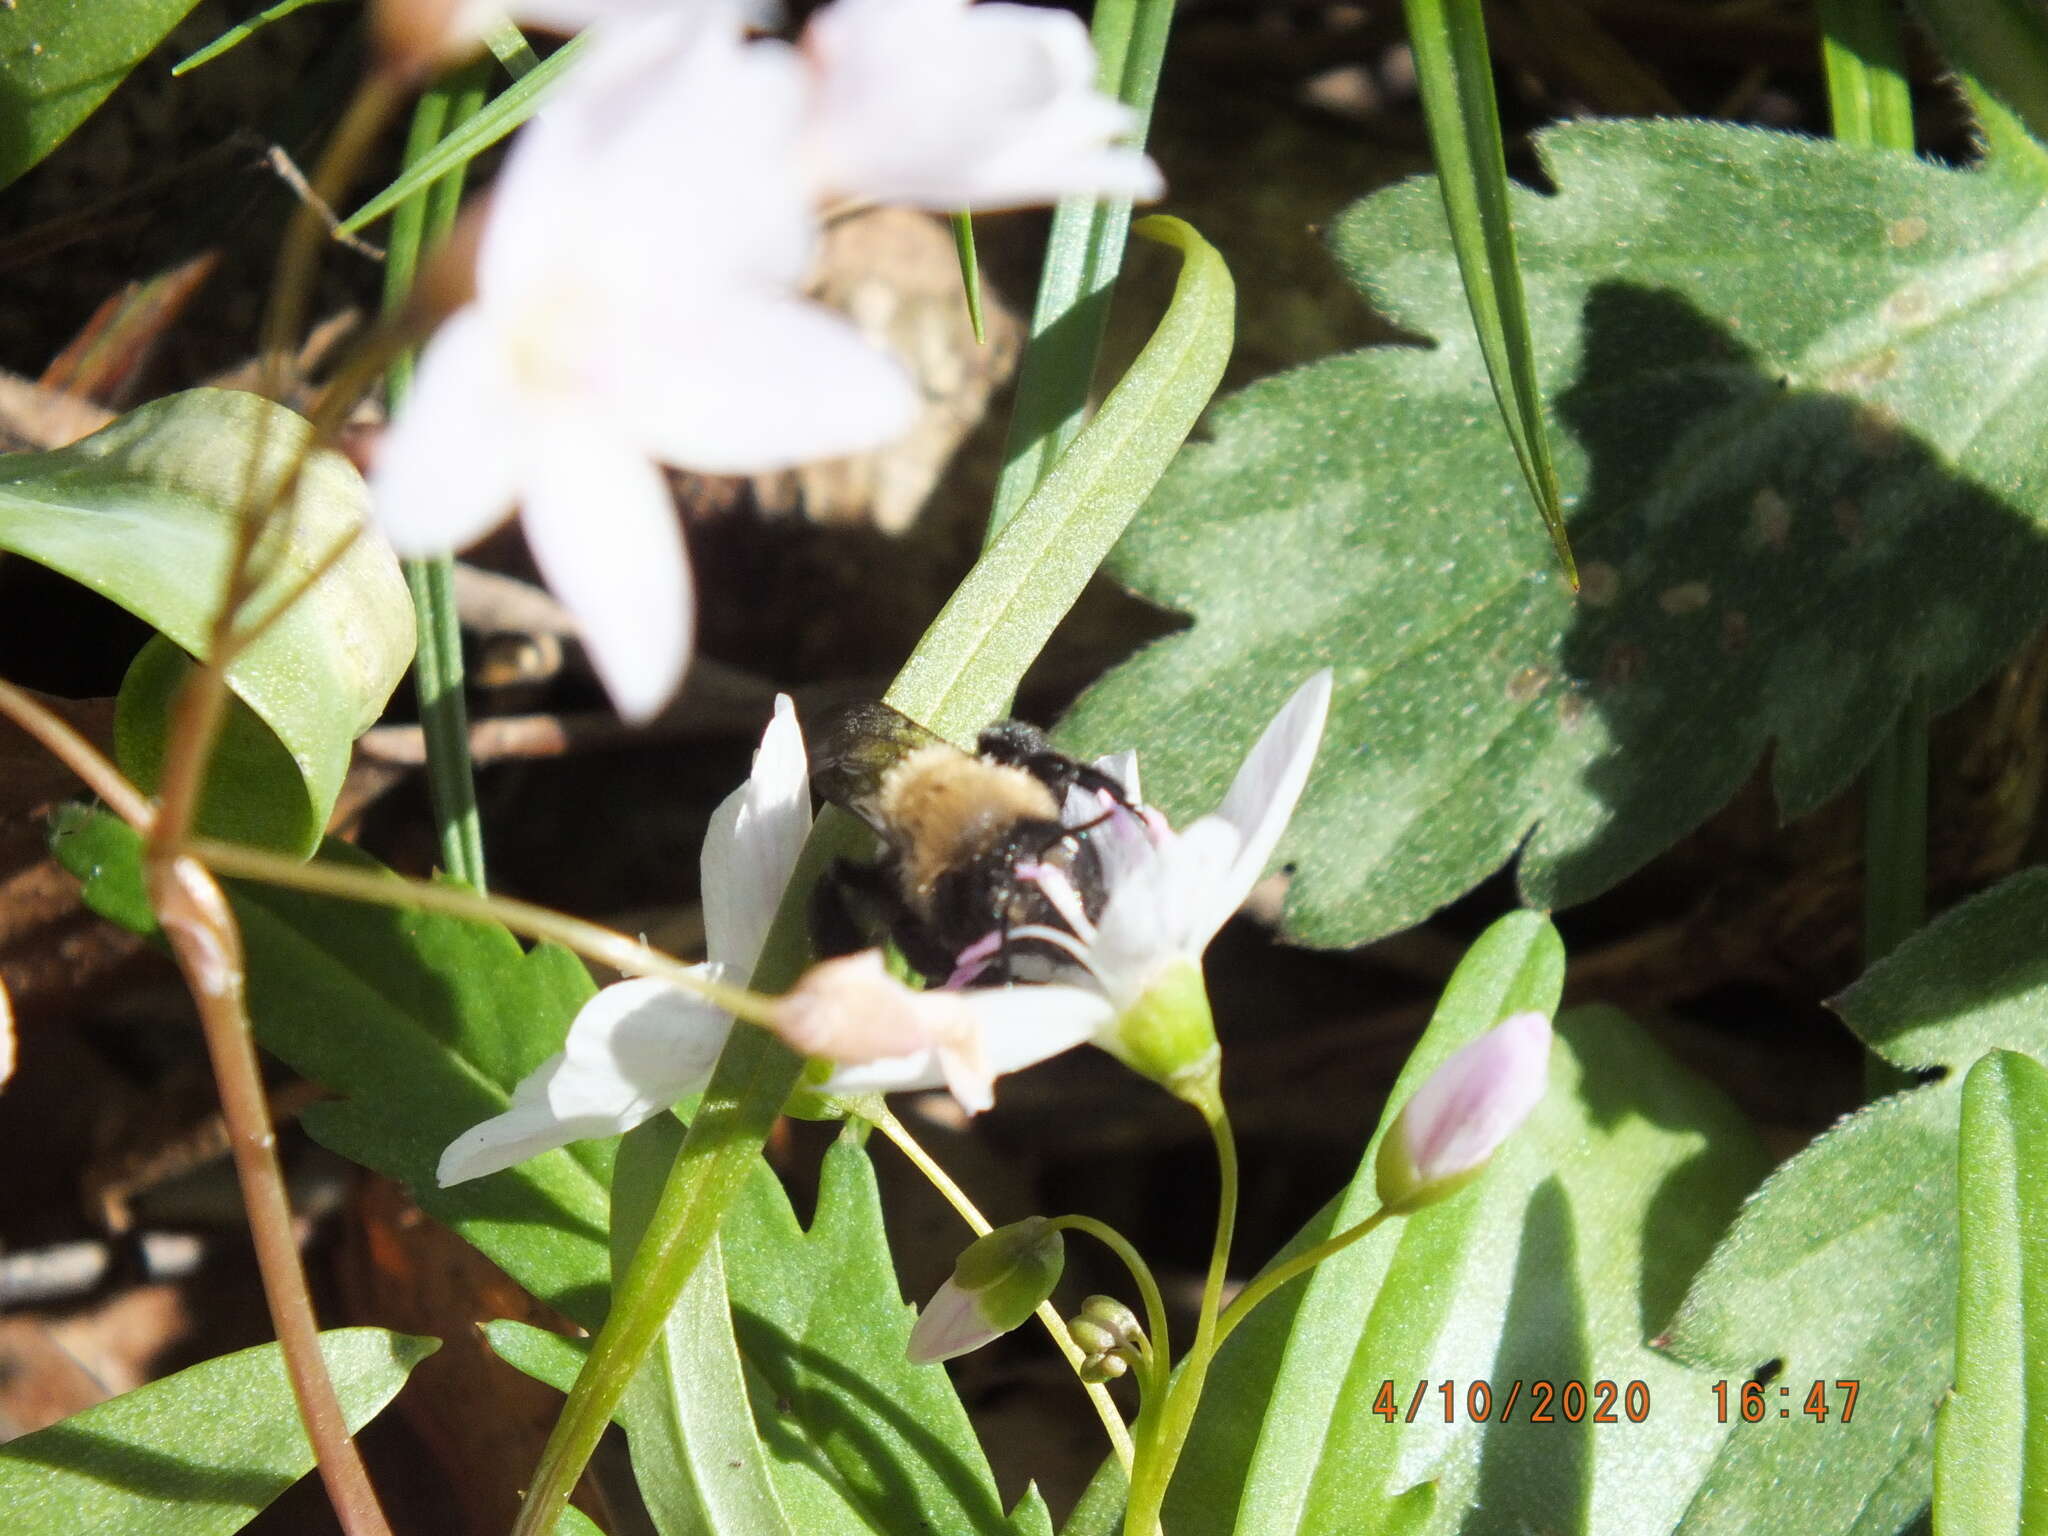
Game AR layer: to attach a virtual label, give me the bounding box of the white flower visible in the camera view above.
[373,10,917,722]
[438,693,811,1185]
[769,673,1334,1112]
[1030,670,1333,1014]
[798,0,1163,210]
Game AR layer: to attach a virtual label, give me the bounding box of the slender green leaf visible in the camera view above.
[387,61,496,890]
[1167,915,1767,1535]
[891,215,1232,740]
[0,390,414,853]
[1935,1050,2048,1533]
[1402,0,1572,582]
[1912,0,2048,152]
[607,1120,799,1536]
[951,213,987,346]
[1822,0,1923,978]
[340,34,589,234]
[0,1329,433,1536]
[1820,0,1916,151]
[52,810,615,1328]
[985,0,1176,541]
[171,0,338,75]
[1664,869,2048,1534]
[0,0,203,188]
[1061,120,2048,949]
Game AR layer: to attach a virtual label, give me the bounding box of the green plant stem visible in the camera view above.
[385,62,492,890]
[984,0,1175,542]
[1052,1214,1174,1401]
[1123,1082,1238,1536]
[871,1110,1135,1468]
[192,836,777,1024]
[1214,1207,1395,1349]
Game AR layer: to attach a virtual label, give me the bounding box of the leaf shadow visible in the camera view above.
[1464,1177,1590,1533]
[732,1307,1018,1536]
[1536,280,2048,909]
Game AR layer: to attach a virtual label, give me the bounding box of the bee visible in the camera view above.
[808,700,1140,987]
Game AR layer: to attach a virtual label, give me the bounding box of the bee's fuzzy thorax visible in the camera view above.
[877,746,1062,902]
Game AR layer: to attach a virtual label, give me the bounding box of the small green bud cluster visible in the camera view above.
[1067,1295,1146,1384]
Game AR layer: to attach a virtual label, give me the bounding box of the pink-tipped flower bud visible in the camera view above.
[1375,1011,1552,1214]
[907,1218,1064,1365]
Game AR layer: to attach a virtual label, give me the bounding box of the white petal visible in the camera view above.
[817,984,1110,1107]
[438,976,732,1184]
[1087,819,1241,1007]
[482,20,812,310]
[973,984,1116,1072]
[1094,751,1140,803]
[702,695,812,975]
[371,309,523,556]
[1190,671,1332,945]
[803,0,1163,210]
[619,295,916,475]
[510,0,779,38]
[520,416,693,722]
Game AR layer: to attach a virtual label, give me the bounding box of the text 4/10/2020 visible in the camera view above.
[1370,1379,1649,1424]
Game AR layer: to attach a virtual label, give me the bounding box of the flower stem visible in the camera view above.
[872,1110,1135,1469]
[385,61,494,891]
[191,838,778,1024]
[1213,1206,1394,1350]
[1122,1079,1238,1536]
[1050,1214,1173,1404]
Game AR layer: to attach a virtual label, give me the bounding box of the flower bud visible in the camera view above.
[907,1217,1065,1365]
[1068,1294,1145,1384]
[1375,1011,1552,1214]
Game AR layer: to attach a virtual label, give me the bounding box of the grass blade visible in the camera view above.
[984,0,1176,542]
[1402,0,1574,585]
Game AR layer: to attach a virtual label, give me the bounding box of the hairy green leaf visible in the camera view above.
[0,0,203,187]
[723,1126,1053,1536]
[0,1329,432,1535]
[53,811,614,1326]
[1935,1049,2048,1532]
[1664,870,2048,1534]
[492,1124,1052,1536]
[1062,121,2048,947]
[0,390,413,853]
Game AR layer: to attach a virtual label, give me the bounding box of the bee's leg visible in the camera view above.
[816,859,958,984]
